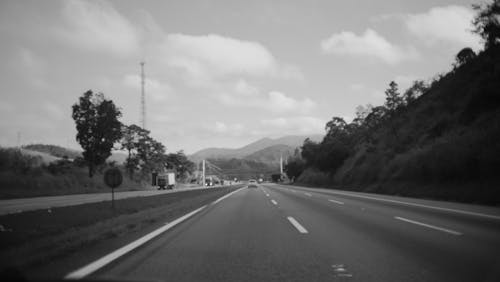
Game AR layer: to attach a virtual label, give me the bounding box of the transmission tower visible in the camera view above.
[140,61,146,130]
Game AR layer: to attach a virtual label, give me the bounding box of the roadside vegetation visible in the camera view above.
[22,144,81,160]
[0,147,146,199]
[0,88,196,198]
[207,158,278,180]
[285,0,500,205]
[0,186,242,275]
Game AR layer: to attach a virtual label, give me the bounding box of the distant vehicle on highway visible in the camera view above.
[156,172,176,190]
[248,179,258,188]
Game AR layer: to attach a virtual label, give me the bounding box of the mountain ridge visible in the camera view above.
[189,134,323,161]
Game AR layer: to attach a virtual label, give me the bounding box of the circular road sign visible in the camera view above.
[104,168,123,189]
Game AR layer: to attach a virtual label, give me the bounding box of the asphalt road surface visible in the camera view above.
[0,185,215,215]
[86,184,500,282]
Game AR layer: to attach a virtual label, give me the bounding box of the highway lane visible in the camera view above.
[86,184,500,282]
[265,184,500,281]
[0,185,222,215]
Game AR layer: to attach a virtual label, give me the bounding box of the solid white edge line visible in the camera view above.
[212,187,246,205]
[394,216,463,236]
[271,200,278,205]
[65,205,207,279]
[328,199,344,205]
[287,216,308,234]
[290,188,500,221]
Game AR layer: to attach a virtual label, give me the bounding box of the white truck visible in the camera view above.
[156,172,175,190]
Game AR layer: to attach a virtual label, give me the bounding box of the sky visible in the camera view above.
[0,0,483,154]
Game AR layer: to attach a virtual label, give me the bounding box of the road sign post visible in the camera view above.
[104,168,123,209]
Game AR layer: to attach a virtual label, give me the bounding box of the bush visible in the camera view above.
[0,148,42,174]
[46,159,73,175]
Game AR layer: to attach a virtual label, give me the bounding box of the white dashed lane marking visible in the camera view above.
[304,193,312,197]
[287,216,308,234]
[271,200,278,205]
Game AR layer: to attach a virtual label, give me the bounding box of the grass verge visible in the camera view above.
[0,185,243,276]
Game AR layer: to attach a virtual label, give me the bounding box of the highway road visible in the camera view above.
[74,183,500,282]
[0,185,217,215]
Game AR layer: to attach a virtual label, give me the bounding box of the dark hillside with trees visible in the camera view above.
[287,0,500,204]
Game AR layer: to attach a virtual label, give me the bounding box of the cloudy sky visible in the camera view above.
[0,0,482,153]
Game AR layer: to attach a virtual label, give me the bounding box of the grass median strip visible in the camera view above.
[0,186,243,274]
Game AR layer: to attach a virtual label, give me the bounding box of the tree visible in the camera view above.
[473,0,500,49]
[120,124,146,179]
[384,81,403,112]
[403,80,428,105]
[363,106,387,143]
[353,104,373,125]
[455,47,476,67]
[72,90,122,177]
[284,157,305,181]
[301,138,321,167]
[136,133,166,175]
[325,117,347,139]
[164,151,196,181]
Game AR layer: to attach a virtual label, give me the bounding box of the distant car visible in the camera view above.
[248,179,258,188]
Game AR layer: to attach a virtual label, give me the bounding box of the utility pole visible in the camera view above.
[202,159,206,187]
[280,154,283,174]
[140,61,146,130]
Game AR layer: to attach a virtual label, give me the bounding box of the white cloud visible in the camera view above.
[321,29,418,64]
[266,91,315,114]
[122,74,172,102]
[214,121,228,133]
[260,116,326,135]
[158,33,303,83]
[234,79,259,96]
[203,121,244,136]
[216,90,315,114]
[405,5,482,51]
[58,0,139,56]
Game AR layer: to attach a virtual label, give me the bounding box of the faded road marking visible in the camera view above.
[395,216,462,236]
[328,199,344,205]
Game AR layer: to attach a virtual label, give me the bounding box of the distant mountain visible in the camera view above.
[190,134,323,161]
[243,144,295,164]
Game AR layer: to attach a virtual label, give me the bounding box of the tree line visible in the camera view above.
[285,0,500,180]
[72,90,194,180]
